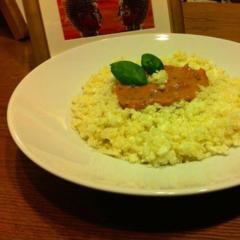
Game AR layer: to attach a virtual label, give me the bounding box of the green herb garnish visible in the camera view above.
[141,53,164,74]
[110,61,147,86]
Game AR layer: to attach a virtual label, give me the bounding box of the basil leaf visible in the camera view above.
[141,53,164,74]
[110,61,147,86]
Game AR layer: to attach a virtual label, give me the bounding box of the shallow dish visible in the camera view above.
[7,33,240,196]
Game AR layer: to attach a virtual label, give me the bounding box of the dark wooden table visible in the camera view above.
[0,35,239,240]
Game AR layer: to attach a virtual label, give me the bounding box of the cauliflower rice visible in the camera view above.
[71,52,240,167]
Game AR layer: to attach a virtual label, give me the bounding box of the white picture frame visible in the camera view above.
[39,0,172,57]
[22,0,174,66]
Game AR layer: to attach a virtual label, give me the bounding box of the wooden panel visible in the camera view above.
[0,0,28,40]
[22,0,50,66]
[167,0,185,33]
[183,2,240,42]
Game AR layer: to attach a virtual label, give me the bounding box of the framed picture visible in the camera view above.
[22,0,174,66]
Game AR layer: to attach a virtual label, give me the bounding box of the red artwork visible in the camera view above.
[57,0,155,40]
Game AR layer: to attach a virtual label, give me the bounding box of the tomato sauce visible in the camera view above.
[115,65,209,109]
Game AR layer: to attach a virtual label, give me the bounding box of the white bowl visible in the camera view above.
[7,33,240,196]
